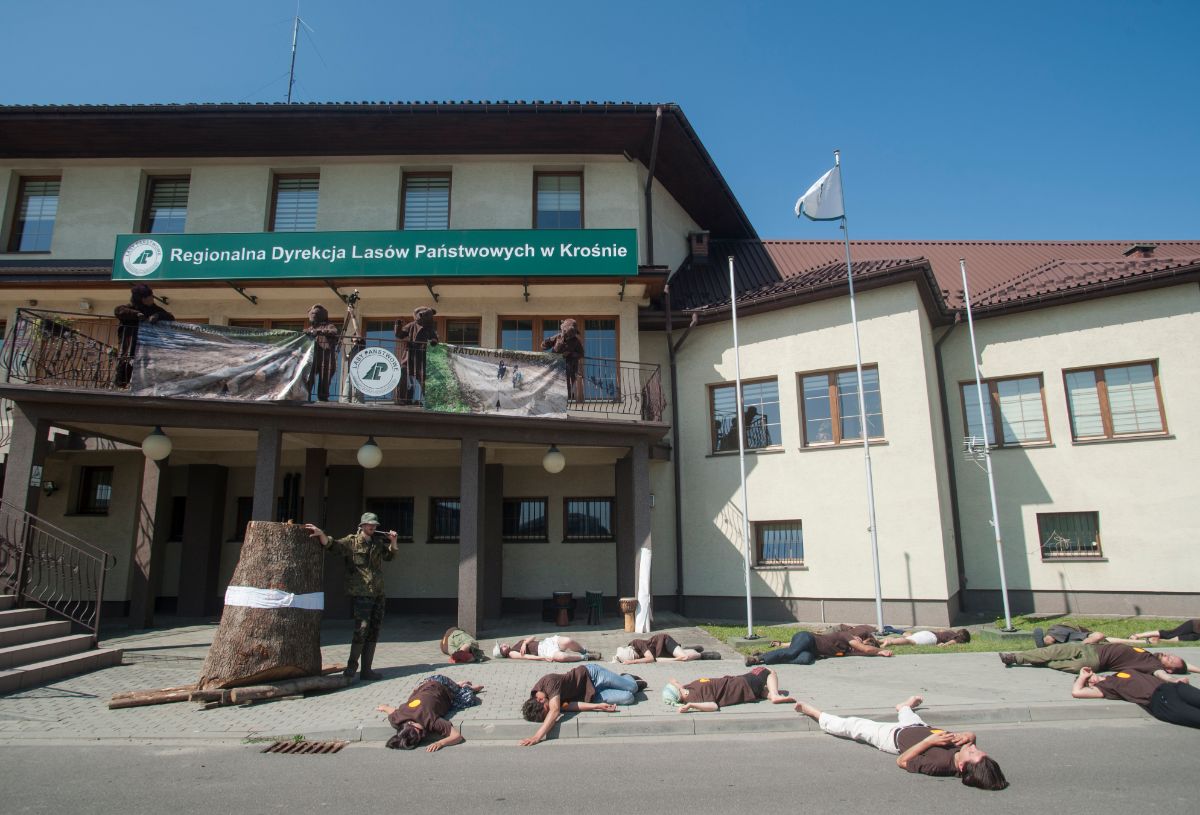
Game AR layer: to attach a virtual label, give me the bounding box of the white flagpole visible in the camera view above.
[729,255,756,639]
[960,258,1015,630]
[834,151,885,633]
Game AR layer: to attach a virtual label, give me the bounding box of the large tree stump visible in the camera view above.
[196,521,324,690]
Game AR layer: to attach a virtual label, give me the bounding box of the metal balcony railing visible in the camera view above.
[1,309,667,422]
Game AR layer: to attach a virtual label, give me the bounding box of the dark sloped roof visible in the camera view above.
[0,101,755,240]
[666,239,1200,319]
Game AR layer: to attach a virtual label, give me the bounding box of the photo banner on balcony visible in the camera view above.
[129,322,313,401]
[423,344,568,418]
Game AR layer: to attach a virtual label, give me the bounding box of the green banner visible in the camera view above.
[112,229,637,282]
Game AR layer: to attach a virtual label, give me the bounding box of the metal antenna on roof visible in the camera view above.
[286,3,314,104]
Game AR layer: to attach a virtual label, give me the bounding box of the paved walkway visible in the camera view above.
[0,613,1183,744]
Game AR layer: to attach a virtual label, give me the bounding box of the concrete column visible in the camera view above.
[1,401,49,515]
[177,464,227,617]
[323,464,363,618]
[302,447,327,526]
[615,454,635,599]
[128,455,172,628]
[483,463,504,622]
[457,437,486,635]
[251,426,282,522]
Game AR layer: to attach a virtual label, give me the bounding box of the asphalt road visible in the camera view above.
[3,718,1196,814]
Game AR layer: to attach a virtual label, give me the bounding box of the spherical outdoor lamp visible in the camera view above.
[542,444,566,474]
[141,426,173,461]
[357,436,383,469]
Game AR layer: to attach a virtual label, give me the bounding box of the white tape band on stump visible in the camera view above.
[223,586,325,611]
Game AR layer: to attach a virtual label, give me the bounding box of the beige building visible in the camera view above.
[1,103,1197,640]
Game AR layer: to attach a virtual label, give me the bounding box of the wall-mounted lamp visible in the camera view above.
[42,480,58,497]
[141,426,173,460]
[542,444,566,474]
[357,436,383,469]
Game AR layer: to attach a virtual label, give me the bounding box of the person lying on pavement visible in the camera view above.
[660,667,794,712]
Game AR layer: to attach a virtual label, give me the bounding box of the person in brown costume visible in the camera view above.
[395,306,439,404]
[113,283,175,387]
[304,304,340,402]
[541,318,584,400]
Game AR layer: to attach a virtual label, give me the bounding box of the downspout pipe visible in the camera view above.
[643,106,663,267]
[933,319,968,613]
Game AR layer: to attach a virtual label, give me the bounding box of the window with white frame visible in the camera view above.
[1037,511,1101,559]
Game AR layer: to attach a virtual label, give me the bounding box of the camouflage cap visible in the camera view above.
[359,512,380,526]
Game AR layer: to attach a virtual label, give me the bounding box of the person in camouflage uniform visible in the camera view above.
[305,512,398,680]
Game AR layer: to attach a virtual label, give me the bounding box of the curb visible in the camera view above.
[0,702,1149,746]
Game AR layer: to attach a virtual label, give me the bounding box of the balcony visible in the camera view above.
[1,309,666,426]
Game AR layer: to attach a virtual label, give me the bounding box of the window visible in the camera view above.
[444,318,481,347]
[710,378,781,452]
[141,176,189,234]
[269,175,319,232]
[429,497,461,542]
[168,496,187,542]
[502,498,548,542]
[563,498,614,542]
[1038,511,1102,559]
[231,497,252,540]
[8,177,60,252]
[499,316,619,400]
[534,172,582,229]
[401,173,450,230]
[800,366,884,446]
[961,375,1048,447]
[76,466,113,515]
[365,497,414,542]
[755,521,804,566]
[1064,361,1165,440]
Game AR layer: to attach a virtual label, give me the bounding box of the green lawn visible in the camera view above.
[699,615,1196,657]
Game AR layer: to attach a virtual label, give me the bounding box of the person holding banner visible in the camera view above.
[541,318,583,400]
[113,283,174,387]
[395,306,439,404]
[304,304,340,402]
[305,513,398,680]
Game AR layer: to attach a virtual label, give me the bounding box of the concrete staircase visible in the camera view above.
[0,594,123,694]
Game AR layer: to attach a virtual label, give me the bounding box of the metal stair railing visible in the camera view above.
[0,500,116,645]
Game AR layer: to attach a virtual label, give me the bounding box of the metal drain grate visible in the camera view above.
[261,740,348,754]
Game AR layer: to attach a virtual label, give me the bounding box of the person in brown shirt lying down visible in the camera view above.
[794,694,1008,791]
[1072,667,1200,729]
[745,630,893,666]
[614,632,719,664]
[377,676,484,753]
[518,664,642,747]
[660,667,795,712]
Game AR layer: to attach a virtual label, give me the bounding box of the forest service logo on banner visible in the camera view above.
[122,238,164,276]
[349,347,402,397]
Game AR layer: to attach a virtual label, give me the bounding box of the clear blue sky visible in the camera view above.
[3,1,1197,241]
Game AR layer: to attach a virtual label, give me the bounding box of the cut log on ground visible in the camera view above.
[190,674,352,707]
[196,521,325,690]
[108,687,198,710]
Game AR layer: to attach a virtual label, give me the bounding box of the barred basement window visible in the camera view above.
[270,175,319,232]
[8,177,60,252]
[365,497,415,542]
[563,498,614,542]
[1038,511,1102,559]
[755,521,804,566]
[401,173,451,230]
[141,176,190,234]
[502,498,549,542]
[429,497,461,542]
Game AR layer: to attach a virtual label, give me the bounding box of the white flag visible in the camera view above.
[794,165,844,220]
